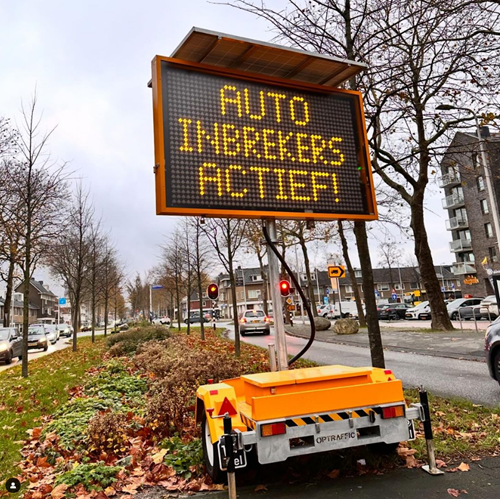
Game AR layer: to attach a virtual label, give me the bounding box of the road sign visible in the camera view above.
[414,290,421,297]
[375,290,380,297]
[323,296,329,304]
[391,293,397,300]
[151,285,164,290]
[151,57,377,221]
[58,297,66,305]
[441,287,445,292]
[286,297,293,305]
[328,266,345,278]
[326,288,330,295]
[287,305,296,311]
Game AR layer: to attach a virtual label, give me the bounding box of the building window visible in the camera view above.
[480,199,489,214]
[477,176,485,191]
[250,275,262,282]
[489,247,498,262]
[485,223,494,238]
[410,282,419,290]
[377,284,390,291]
[345,285,353,293]
[248,289,260,299]
[394,283,405,290]
[354,270,362,278]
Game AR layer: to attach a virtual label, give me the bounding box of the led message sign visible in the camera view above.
[151,57,377,220]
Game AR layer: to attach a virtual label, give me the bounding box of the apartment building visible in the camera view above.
[440,128,500,297]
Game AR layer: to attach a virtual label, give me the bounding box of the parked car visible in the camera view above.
[27,327,49,351]
[379,303,411,320]
[447,298,483,320]
[239,310,271,336]
[405,301,431,320]
[485,316,500,386]
[330,301,364,319]
[184,312,209,324]
[40,324,58,344]
[57,324,73,337]
[377,304,392,318]
[0,327,23,364]
[480,295,499,320]
[152,316,171,326]
[457,304,484,321]
[317,304,334,318]
[81,323,92,332]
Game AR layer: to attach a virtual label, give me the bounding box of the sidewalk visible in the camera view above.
[200,457,500,498]
[285,323,487,362]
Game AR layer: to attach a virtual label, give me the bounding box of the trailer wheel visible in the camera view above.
[368,442,400,454]
[202,413,226,483]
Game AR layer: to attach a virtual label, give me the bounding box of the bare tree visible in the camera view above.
[376,240,403,294]
[3,96,69,375]
[47,184,94,351]
[202,218,247,356]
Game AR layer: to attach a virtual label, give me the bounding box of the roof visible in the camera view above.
[28,279,57,297]
[170,27,366,88]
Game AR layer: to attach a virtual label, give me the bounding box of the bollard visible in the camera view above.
[472,307,479,334]
[419,387,444,475]
[268,343,277,372]
[223,415,237,499]
[458,308,463,332]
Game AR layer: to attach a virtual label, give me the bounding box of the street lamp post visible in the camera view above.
[437,104,500,250]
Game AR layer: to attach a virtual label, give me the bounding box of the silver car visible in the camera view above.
[35,324,58,344]
[239,310,271,336]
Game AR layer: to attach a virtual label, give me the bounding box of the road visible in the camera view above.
[0,329,108,373]
[226,327,500,407]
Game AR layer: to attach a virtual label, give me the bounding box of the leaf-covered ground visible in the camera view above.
[1,326,499,499]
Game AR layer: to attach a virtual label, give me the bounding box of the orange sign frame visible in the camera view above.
[151,56,378,221]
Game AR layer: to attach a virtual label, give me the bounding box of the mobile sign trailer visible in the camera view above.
[151,28,436,487]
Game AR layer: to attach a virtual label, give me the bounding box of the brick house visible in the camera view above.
[15,279,58,320]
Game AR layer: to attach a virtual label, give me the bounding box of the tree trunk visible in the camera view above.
[338,222,366,327]
[227,220,240,356]
[197,272,205,341]
[299,238,318,317]
[354,221,385,368]
[411,196,454,330]
[3,256,15,327]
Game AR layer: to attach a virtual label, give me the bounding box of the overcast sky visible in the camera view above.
[0,0,452,297]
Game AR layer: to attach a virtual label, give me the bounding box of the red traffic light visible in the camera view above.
[207,283,219,300]
[279,280,291,297]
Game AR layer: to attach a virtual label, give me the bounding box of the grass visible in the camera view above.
[0,337,107,485]
[405,389,500,461]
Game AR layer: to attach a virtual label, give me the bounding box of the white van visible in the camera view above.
[330,301,364,319]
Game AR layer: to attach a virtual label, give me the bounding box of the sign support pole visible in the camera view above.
[265,219,288,371]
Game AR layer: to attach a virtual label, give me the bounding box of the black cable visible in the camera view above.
[262,222,316,367]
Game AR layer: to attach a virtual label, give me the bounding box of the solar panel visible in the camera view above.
[170,27,366,88]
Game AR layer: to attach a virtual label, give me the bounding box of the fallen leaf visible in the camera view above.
[327,469,340,479]
[255,484,268,492]
[436,459,447,469]
[36,456,51,468]
[458,462,470,472]
[447,489,460,497]
[32,428,42,439]
[103,489,116,498]
[152,448,167,464]
[94,492,109,499]
[51,484,68,499]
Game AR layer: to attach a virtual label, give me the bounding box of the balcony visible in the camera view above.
[449,239,472,252]
[442,193,465,209]
[439,171,461,188]
[446,215,469,231]
[452,262,477,275]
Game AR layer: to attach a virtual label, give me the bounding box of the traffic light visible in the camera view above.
[279,280,291,297]
[207,283,219,300]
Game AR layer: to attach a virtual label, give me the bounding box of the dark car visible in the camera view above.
[485,317,500,386]
[27,328,49,351]
[0,327,23,364]
[457,304,485,321]
[184,313,209,324]
[376,304,391,318]
[379,303,411,320]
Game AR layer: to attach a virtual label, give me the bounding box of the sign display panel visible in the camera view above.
[152,57,377,220]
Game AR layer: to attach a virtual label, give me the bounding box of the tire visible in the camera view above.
[368,442,400,454]
[202,412,226,483]
[493,349,500,385]
[451,312,458,320]
[43,345,48,352]
[418,314,425,320]
[263,329,270,336]
[5,350,12,364]
[18,354,22,361]
[390,313,398,321]
[240,331,246,337]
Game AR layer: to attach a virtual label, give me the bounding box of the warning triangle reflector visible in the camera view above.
[218,397,237,416]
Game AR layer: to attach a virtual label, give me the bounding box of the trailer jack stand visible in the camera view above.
[419,387,444,476]
[223,415,237,499]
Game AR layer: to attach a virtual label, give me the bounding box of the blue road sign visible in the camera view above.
[323,296,329,304]
[451,283,455,290]
[441,287,445,292]
[151,285,164,290]
[391,293,398,300]
[375,290,380,297]
[58,297,66,305]
[326,288,330,295]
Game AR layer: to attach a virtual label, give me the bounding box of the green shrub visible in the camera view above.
[84,367,147,402]
[106,327,172,356]
[54,461,122,491]
[42,397,118,451]
[160,437,203,479]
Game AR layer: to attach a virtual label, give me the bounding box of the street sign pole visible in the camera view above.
[266,219,288,371]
